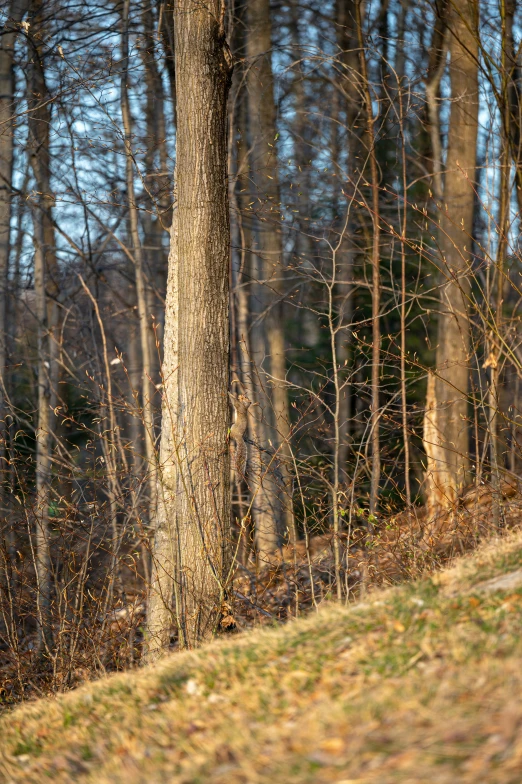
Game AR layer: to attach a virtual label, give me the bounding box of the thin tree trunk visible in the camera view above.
[356,0,381,516]
[246,0,295,549]
[121,0,157,520]
[145,212,179,661]
[160,0,177,125]
[141,1,171,339]
[398,82,411,505]
[425,0,448,201]
[503,0,522,214]
[335,0,362,482]
[27,2,59,654]
[488,0,511,527]
[230,19,277,556]
[0,0,28,588]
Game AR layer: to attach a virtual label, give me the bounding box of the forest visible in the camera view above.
[0,0,520,700]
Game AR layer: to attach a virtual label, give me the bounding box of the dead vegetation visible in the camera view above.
[3,483,520,706]
[2,526,522,782]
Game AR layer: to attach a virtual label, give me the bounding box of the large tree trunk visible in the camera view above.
[147,0,232,654]
[246,0,295,551]
[424,0,479,512]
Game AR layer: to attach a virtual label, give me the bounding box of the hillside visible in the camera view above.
[2,531,522,783]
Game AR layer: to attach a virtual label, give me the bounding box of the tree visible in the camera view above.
[0,0,28,585]
[424,0,479,512]
[27,0,60,652]
[146,0,232,655]
[120,0,157,520]
[246,0,295,551]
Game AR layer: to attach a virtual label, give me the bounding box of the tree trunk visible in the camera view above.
[424,0,448,200]
[355,0,381,515]
[425,0,479,511]
[246,0,295,549]
[229,18,278,557]
[147,0,232,652]
[27,3,59,653]
[0,0,28,590]
[503,0,522,214]
[121,0,157,520]
[140,0,171,330]
[145,212,179,661]
[334,0,362,482]
[231,8,279,557]
[427,0,478,510]
[160,0,177,125]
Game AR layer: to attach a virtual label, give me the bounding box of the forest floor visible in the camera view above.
[2,527,522,783]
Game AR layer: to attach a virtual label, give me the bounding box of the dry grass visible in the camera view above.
[2,529,522,783]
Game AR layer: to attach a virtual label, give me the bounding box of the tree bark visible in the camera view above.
[502,0,522,213]
[426,0,479,510]
[147,0,232,652]
[246,0,295,550]
[121,0,157,519]
[145,212,179,661]
[355,0,381,515]
[229,18,278,556]
[27,2,59,653]
[424,0,448,200]
[334,0,362,482]
[0,0,28,590]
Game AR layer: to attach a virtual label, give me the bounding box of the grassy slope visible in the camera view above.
[2,533,522,783]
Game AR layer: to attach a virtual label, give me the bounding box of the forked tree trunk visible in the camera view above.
[246,0,295,549]
[424,0,479,512]
[146,0,232,654]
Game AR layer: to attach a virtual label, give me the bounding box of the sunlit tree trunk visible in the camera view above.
[424,0,448,201]
[147,0,232,653]
[425,0,479,512]
[145,212,178,661]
